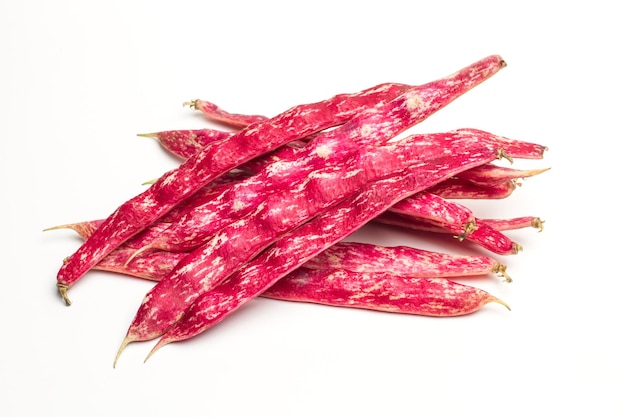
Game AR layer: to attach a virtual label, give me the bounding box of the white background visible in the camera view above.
[1,1,624,416]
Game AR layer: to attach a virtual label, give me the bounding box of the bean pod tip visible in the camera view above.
[57,283,72,306]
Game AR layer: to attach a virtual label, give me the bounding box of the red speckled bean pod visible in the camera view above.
[302,242,508,279]
[183,99,270,128]
[55,55,507,305]
[481,216,544,232]
[388,191,475,230]
[261,271,509,316]
[139,140,506,360]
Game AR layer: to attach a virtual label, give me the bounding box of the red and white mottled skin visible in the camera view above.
[55,55,507,305]
[262,271,509,316]
[139,140,506,359]
[54,221,507,282]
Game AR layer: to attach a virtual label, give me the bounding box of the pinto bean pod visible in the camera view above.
[262,271,509,316]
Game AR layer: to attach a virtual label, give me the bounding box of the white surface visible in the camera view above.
[2,1,624,416]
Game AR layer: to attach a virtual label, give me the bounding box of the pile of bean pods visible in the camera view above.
[47,55,548,366]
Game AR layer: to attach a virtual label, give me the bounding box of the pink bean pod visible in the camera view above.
[183,99,270,128]
[481,216,544,232]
